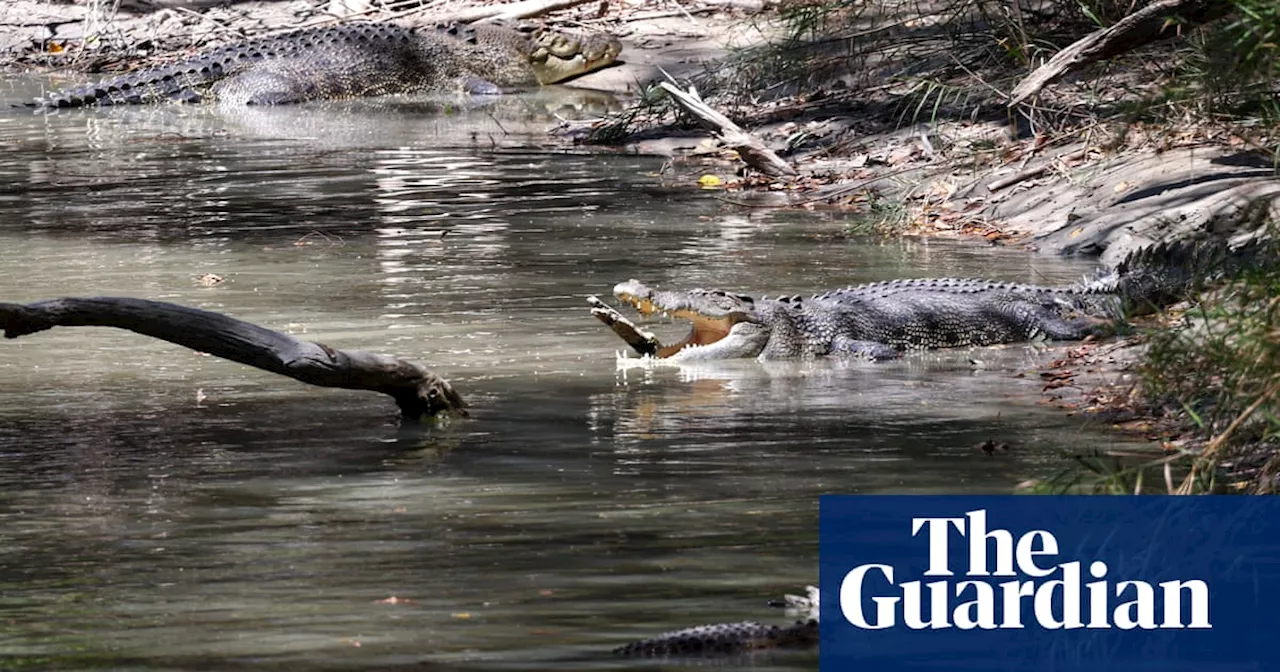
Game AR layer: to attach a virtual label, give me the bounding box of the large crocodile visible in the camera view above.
[589,241,1243,361]
[614,586,820,658]
[29,21,621,109]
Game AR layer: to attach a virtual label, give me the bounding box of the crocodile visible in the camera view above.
[28,21,622,109]
[614,586,820,658]
[589,241,1244,362]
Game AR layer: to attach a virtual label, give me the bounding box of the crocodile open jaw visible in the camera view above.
[588,280,760,359]
[613,291,735,358]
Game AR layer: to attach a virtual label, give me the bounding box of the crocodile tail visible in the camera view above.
[613,619,818,657]
[32,62,225,109]
[1084,238,1267,317]
[28,23,366,109]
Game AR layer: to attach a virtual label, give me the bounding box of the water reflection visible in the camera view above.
[0,76,1143,670]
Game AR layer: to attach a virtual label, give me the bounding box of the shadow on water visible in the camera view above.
[0,77,1144,670]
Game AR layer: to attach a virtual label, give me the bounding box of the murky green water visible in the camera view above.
[0,78,1144,670]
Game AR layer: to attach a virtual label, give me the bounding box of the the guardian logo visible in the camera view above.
[839,509,1211,631]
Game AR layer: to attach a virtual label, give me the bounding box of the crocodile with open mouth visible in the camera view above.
[29,20,622,109]
[588,241,1243,361]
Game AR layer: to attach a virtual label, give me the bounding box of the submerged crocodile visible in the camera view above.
[29,21,621,109]
[615,586,820,658]
[589,241,1242,361]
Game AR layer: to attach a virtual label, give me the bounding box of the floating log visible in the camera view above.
[0,297,466,421]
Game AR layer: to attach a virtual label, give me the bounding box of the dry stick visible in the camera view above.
[658,81,797,178]
[171,6,248,42]
[987,148,1088,192]
[697,0,766,10]
[1009,0,1236,106]
[306,1,443,28]
[0,297,466,422]
[623,7,721,22]
[288,0,593,33]
[665,0,700,23]
[450,0,602,23]
[1175,380,1280,494]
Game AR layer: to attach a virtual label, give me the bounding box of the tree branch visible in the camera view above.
[1009,0,1236,107]
[0,297,466,421]
[658,81,798,178]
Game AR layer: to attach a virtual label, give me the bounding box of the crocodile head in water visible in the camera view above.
[589,279,771,360]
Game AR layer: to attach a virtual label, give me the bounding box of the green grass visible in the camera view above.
[1139,238,1280,493]
[1020,232,1280,495]
[591,0,1280,147]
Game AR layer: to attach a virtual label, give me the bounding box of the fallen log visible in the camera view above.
[658,81,798,178]
[0,297,466,421]
[1009,0,1236,106]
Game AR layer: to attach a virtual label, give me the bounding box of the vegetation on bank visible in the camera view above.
[1026,228,1280,495]
[591,0,1280,162]
[1139,231,1280,494]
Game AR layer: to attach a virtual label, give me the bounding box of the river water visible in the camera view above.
[0,79,1144,670]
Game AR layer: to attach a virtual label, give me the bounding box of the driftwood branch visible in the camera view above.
[1009,0,1236,106]
[658,81,798,178]
[0,297,466,421]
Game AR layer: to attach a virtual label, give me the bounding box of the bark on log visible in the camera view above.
[0,297,466,421]
[1009,0,1236,106]
[658,82,798,178]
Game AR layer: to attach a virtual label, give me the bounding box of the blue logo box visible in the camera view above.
[819,496,1280,671]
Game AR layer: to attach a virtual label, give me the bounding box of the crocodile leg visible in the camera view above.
[1031,308,1118,341]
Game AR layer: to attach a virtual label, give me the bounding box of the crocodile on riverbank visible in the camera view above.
[615,586,820,658]
[589,241,1248,361]
[28,21,622,109]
